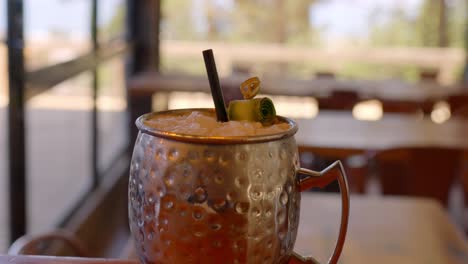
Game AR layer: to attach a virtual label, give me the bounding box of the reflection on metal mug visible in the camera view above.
[129,109,349,264]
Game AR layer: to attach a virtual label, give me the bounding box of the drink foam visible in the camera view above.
[144,110,290,136]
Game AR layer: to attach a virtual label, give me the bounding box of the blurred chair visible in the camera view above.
[8,229,89,257]
[447,92,468,118]
[373,147,462,206]
[380,100,422,114]
[231,64,251,76]
[452,105,468,118]
[419,69,439,83]
[343,154,371,194]
[461,151,468,202]
[318,90,360,111]
[461,151,468,233]
[421,99,436,115]
[315,71,335,79]
[299,151,369,194]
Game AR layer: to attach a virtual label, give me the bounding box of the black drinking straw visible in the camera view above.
[203,49,229,122]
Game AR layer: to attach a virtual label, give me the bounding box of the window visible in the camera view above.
[4,0,132,249]
[96,0,128,173]
[98,0,126,44]
[24,0,92,71]
[97,56,128,173]
[26,73,93,233]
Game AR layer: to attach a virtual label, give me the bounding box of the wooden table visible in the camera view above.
[2,194,467,264]
[129,72,464,102]
[127,72,465,140]
[0,256,137,264]
[294,194,468,264]
[294,112,468,158]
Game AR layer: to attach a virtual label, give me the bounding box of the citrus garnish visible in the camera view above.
[240,77,260,99]
[229,77,276,125]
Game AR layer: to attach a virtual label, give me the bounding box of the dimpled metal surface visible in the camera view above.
[129,129,301,264]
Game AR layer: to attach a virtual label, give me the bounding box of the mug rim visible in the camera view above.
[135,108,298,144]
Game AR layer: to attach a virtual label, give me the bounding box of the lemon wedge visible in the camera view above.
[240,77,260,99]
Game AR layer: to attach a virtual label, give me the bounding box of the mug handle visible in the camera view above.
[289,161,350,264]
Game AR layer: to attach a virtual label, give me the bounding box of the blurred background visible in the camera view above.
[159,0,465,82]
[0,0,467,259]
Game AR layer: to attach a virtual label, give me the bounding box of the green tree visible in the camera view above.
[369,6,417,47]
[447,0,467,48]
[160,0,199,40]
[415,0,441,47]
[230,0,321,45]
[102,3,125,41]
[367,0,466,82]
[369,0,464,48]
[225,0,323,76]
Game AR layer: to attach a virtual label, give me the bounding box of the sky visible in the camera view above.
[0,0,424,41]
[0,0,124,39]
[310,0,422,40]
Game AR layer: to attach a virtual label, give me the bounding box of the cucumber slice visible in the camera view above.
[255,97,276,125]
[228,99,256,121]
[228,97,276,125]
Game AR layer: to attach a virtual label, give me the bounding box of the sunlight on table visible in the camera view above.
[27,94,126,111]
[431,100,451,124]
[168,92,214,109]
[352,99,383,121]
[270,95,318,118]
[166,92,319,118]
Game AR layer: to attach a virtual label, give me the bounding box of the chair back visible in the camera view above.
[419,69,439,82]
[381,100,422,114]
[319,90,360,110]
[447,93,468,118]
[8,229,89,256]
[374,147,462,206]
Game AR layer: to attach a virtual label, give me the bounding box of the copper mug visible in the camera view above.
[129,109,350,264]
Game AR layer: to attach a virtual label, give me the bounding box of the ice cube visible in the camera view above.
[144,110,290,137]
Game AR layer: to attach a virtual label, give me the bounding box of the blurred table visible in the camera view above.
[122,193,468,264]
[294,112,468,158]
[129,72,463,102]
[294,194,468,264]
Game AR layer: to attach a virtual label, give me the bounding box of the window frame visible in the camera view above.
[5,0,159,245]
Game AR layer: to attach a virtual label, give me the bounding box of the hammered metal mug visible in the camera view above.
[129,109,350,264]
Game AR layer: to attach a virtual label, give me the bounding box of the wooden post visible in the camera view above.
[438,0,448,47]
[127,0,161,142]
[463,0,468,85]
[91,0,99,188]
[7,0,27,243]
